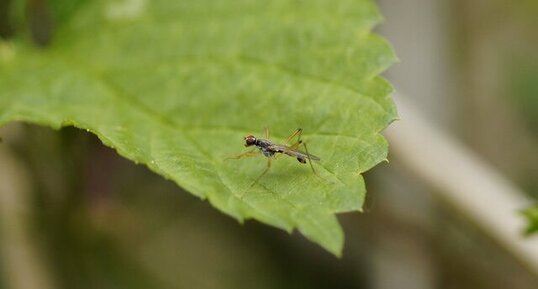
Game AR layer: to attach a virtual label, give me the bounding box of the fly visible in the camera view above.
[227,128,322,192]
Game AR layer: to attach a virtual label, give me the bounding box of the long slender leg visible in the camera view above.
[272,128,302,160]
[264,127,269,139]
[285,128,304,154]
[241,157,272,197]
[286,128,303,145]
[302,142,324,181]
[224,150,259,160]
[289,140,302,150]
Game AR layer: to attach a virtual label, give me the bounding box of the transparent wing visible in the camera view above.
[271,144,320,161]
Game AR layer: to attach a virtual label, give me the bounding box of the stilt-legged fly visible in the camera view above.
[226,128,322,192]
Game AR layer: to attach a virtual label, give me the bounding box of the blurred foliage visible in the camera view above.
[521,206,538,235]
[503,0,538,139]
[0,0,396,254]
[508,60,538,136]
[454,0,538,204]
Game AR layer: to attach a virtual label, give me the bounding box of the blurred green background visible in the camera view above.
[1,0,537,288]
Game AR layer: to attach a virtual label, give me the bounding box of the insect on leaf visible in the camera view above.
[0,0,397,255]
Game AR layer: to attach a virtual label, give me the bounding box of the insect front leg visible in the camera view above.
[224,149,259,160]
[241,157,272,198]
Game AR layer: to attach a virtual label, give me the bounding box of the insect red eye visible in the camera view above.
[244,135,256,146]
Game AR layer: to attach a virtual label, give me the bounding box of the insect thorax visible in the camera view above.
[259,147,275,157]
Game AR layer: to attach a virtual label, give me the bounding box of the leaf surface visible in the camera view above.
[0,0,397,255]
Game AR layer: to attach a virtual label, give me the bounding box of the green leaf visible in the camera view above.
[0,0,397,255]
[522,206,538,235]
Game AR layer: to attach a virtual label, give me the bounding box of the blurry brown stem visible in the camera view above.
[386,94,538,275]
[0,127,55,289]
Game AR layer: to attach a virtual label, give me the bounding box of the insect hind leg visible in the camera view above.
[301,142,325,182]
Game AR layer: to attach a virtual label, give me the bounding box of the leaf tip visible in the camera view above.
[329,242,344,258]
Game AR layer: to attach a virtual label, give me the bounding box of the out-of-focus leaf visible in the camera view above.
[522,206,538,235]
